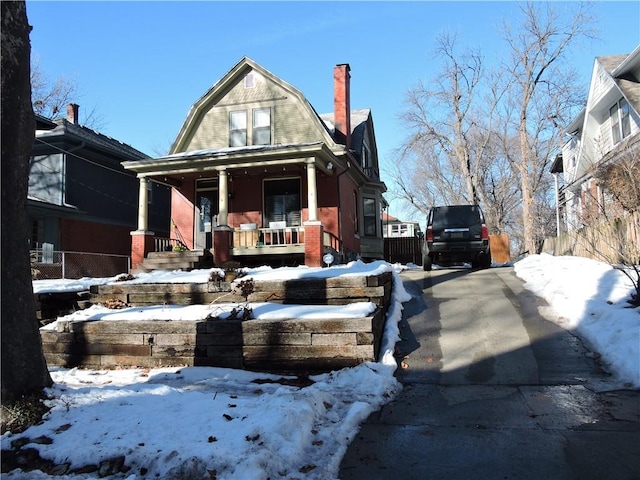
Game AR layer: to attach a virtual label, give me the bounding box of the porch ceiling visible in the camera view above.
[122,142,341,179]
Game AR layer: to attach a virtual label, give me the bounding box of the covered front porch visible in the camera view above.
[124,143,344,269]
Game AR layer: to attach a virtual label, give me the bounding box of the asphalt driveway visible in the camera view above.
[339,267,640,480]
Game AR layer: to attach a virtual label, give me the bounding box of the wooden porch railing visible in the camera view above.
[232,226,305,249]
[323,231,341,253]
[154,237,188,252]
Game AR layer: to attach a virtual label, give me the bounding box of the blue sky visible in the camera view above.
[26,1,639,219]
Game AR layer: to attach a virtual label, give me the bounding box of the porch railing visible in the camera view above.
[323,231,341,253]
[154,237,188,252]
[232,226,305,250]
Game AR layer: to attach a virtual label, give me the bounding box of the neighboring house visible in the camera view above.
[29,104,171,259]
[559,45,640,231]
[382,212,421,238]
[123,57,387,269]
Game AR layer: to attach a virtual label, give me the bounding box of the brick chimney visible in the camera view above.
[66,103,79,124]
[333,64,351,149]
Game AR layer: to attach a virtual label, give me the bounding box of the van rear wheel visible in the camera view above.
[423,255,433,271]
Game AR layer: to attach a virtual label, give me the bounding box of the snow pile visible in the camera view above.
[514,254,639,388]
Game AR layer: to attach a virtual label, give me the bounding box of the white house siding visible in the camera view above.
[561,49,640,232]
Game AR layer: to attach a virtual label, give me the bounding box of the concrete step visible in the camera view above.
[134,249,213,274]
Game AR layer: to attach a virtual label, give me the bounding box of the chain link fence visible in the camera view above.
[31,249,130,279]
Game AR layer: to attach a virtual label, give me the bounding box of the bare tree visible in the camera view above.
[1,0,53,404]
[31,54,105,129]
[499,2,596,254]
[390,32,521,238]
[394,33,494,206]
[595,140,640,215]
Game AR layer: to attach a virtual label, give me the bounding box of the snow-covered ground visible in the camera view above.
[514,254,639,389]
[3,256,638,479]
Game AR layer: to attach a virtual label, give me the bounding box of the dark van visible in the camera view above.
[422,205,491,271]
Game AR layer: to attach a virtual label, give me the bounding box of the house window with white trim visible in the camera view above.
[610,98,631,145]
[229,111,247,147]
[253,108,271,145]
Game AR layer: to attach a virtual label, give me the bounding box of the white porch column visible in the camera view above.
[137,176,149,231]
[218,169,228,226]
[306,159,318,222]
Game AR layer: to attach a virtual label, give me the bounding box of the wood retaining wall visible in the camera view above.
[41,272,393,372]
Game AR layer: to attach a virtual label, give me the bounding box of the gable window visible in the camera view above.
[244,71,255,89]
[229,111,247,147]
[253,108,271,145]
[264,178,301,227]
[363,197,377,236]
[610,98,631,145]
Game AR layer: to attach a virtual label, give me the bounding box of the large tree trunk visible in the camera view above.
[1,1,53,403]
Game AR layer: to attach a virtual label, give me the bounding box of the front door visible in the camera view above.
[195,189,218,250]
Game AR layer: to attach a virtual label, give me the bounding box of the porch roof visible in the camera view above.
[122,142,340,178]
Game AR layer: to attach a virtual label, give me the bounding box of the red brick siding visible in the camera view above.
[60,218,132,255]
[213,228,231,265]
[304,222,324,266]
[171,185,195,248]
[131,232,154,270]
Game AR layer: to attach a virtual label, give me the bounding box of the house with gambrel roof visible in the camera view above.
[559,45,640,230]
[123,57,387,269]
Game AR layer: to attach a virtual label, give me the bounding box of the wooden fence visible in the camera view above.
[384,237,423,266]
[542,212,640,264]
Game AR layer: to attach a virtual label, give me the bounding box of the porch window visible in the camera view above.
[363,197,377,236]
[253,108,271,145]
[264,178,301,226]
[610,98,630,145]
[229,111,247,147]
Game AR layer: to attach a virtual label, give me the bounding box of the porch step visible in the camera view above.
[133,250,212,274]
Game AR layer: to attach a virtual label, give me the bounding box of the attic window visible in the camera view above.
[609,98,630,145]
[244,71,255,89]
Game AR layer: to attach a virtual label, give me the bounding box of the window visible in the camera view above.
[361,145,371,169]
[391,224,408,237]
[363,198,376,236]
[353,191,359,234]
[610,98,631,145]
[253,108,271,145]
[229,111,247,147]
[244,71,255,89]
[264,178,301,226]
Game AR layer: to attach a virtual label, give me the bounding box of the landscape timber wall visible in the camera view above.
[41,272,393,372]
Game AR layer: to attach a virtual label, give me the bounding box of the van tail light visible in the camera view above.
[481,224,489,240]
[426,226,433,242]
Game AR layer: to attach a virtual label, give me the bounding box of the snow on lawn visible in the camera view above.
[514,254,640,389]
[6,261,410,480]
